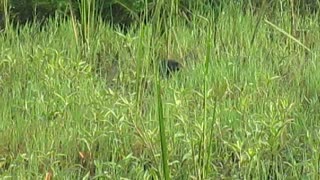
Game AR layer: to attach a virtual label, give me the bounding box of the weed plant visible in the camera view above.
[0,1,320,179]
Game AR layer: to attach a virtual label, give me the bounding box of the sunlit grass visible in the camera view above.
[1,1,320,179]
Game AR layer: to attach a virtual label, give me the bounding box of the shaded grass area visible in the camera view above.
[1,4,320,179]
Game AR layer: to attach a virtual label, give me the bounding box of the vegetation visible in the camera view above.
[0,0,320,179]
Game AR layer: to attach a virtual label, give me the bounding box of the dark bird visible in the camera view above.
[160,59,182,78]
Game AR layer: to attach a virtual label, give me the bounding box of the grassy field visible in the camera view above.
[1,2,320,179]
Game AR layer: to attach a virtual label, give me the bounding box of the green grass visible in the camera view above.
[1,2,320,179]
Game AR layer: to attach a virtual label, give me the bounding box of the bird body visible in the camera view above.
[160,59,182,77]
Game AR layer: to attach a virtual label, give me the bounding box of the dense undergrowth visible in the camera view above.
[1,1,320,179]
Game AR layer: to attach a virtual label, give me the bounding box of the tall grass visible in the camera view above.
[1,1,320,179]
[2,0,9,31]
